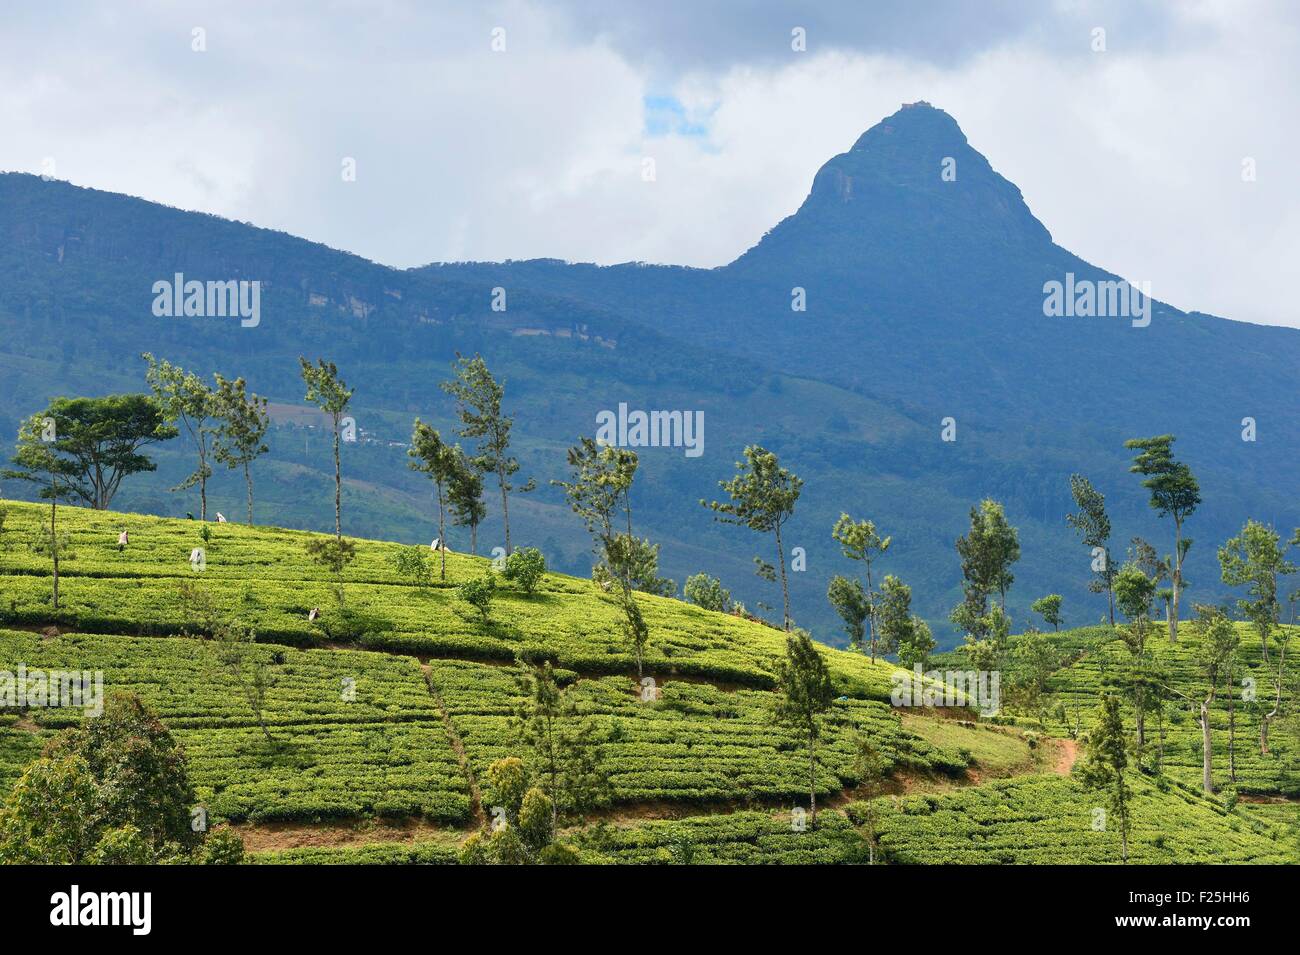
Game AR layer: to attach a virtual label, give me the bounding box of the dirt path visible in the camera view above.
[1050,738,1079,775]
[421,662,485,827]
[228,818,466,853]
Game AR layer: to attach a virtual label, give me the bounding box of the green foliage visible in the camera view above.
[3,396,176,510]
[874,574,913,659]
[458,571,497,622]
[442,354,532,553]
[1219,519,1295,652]
[210,373,270,524]
[954,498,1020,613]
[304,536,357,577]
[392,545,431,586]
[0,692,242,864]
[143,354,216,516]
[1077,693,1132,862]
[503,546,546,596]
[683,573,731,613]
[1031,594,1063,630]
[408,419,461,581]
[826,574,868,651]
[1066,473,1115,623]
[704,445,802,629]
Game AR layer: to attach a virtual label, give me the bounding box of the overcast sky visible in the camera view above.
[3,1,1296,327]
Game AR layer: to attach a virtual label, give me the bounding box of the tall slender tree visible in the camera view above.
[211,374,270,525]
[144,354,217,520]
[3,414,76,609]
[441,355,532,555]
[1113,562,1156,760]
[299,358,353,542]
[1190,605,1239,793]
[1125,435,1200,642]
[1066,474,1116,625]
[826,575,869,653]
[831,514,890,657]
[775,630,834,826]
[1218,520,1296,751]
[447,451,487,555]
[703,446,802,631]
[1078,693,1132,864]
[408,420,461,581]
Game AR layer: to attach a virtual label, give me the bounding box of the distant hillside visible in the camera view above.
[2,102,1297,645]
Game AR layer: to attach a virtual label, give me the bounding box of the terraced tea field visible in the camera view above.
[1,499,1296,865]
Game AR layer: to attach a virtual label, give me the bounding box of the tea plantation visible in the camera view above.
[0,499,1295,864]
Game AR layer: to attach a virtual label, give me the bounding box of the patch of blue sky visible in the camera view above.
[642,95,715,138]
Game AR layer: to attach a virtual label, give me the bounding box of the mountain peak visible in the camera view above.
[849,101,968,153]
[727,104,1052,279]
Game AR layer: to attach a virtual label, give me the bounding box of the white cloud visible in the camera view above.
[0,0,1294,327]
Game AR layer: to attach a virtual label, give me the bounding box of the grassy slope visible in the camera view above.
[0,499,1290,863]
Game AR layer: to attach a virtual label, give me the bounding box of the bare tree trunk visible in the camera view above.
[775,522,791,631]
[865,562,876,661]
[808,731,817,826]
[1169,518,1182,642]
[1261,637,1285,755]
[436,487,447,581]
[470,522,478,556]
[1156,705,1164,772]
[50,485,60,611]
[332,417,342,541]
[1228,688,1237,781]
[498,464,511,556]
[1200,697,1214,793]
[244,461,254,525]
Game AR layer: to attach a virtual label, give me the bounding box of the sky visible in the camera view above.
[2,0,1296,328]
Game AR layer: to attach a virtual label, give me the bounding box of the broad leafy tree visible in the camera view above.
[1113,562,1157,758]
[684,573,732,613]
[827,574,869,652]
[0,693,207,863]
[5,396,175,511]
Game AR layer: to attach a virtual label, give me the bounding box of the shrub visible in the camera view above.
[518,787,555,851]
[484,757,530,820]
[392,546,431,586]
[684,573,731,613]
[457,572,496,622]
[504,547,546,596]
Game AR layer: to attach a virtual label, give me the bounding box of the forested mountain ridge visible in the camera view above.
[1,102,1296,644]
